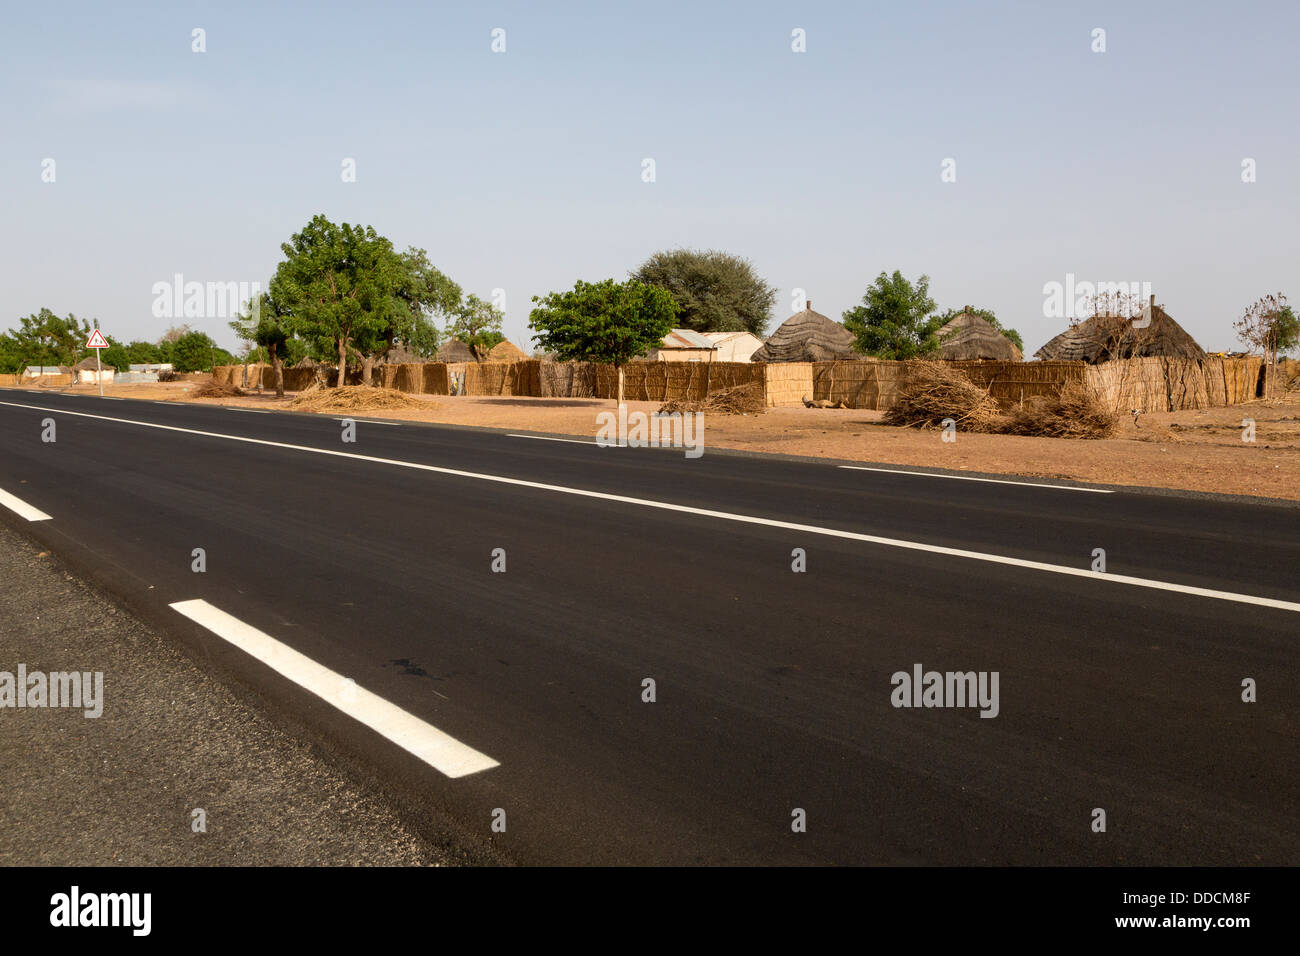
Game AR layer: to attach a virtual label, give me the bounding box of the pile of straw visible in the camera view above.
[659,383,766,416]
[1000,382,1118,439]
[882,361,1003,432]
[192,380,246,398]
[289,384,427,411]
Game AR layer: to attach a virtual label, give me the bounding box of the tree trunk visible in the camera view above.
[362,354,374,387]
[336,337,347,388]
[272,345,284,399]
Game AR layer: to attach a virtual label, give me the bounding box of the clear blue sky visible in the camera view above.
[3,0,1297,354]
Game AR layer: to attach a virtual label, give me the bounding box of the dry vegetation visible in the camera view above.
[882,361,1005,432]
[288,384,429,411]
[1001,382,1118,439]
[659,383,766,415]
[191,380,246,398]
[885,361,1117,439]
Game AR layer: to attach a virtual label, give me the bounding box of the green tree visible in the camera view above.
[101,337,131,373]
[935,305,1024,353]
[529,278,679,403]
[390,247,459,361]
[230,294,291,397]
[268,215,409,387]
[843,271,942,359]
[631,248,775,336]
[7,309,93,369]
[0,333,23,374]
[445,294,505,358]
[170,331,231,372]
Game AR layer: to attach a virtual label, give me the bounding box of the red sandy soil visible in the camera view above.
[9,381,1299,502]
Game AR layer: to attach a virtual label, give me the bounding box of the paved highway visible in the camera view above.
[0,390,1296,864]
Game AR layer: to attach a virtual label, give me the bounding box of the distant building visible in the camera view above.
[21,365,73,379]
[700,331,764,363]
[641,329,718,362]
[73,357,115,384]
[935,312,1023,361]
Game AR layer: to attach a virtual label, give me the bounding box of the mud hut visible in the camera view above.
[750,302,859,362]
[1035,303,1205,363]
[936,312,1023,361]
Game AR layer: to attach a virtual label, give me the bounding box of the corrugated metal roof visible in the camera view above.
[660,328,717,350]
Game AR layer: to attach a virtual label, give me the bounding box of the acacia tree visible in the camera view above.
[1236,293,1297,374]
[269,215,408,387]
[842,271,940,359]
[529,278,679,403]
[631,248,775,335]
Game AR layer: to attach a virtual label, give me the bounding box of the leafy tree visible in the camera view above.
[101,337,131,373]
[843,271,941,359]
[170,331,231,372]
[631,248,775,336]
[268,215,409,387]
[935,305,1024,352]
[6,309,93,369]
[230,294,291,397]
[445,293,505,358]
[125,340,167,365]
[390,247,459,360]
[529,278,679,403]
[0,333,23,374]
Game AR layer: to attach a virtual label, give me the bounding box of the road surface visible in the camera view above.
[0,390,1296,865]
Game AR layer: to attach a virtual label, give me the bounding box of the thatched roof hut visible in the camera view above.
[73,356,116,371]
[483,339,529,363]
[936,312,1023,361]
[751,303,859,362]
[436,339,478,363]
[1035,305,1205,363]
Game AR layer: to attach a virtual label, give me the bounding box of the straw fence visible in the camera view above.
[209,355,1269,412]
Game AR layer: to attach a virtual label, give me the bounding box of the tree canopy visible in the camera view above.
[529,278,678,400]
[631,248,775,336]
[843,271,942,359]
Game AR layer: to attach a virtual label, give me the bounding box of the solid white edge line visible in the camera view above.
[226,407,270,414]
[839,464,1114,493]
[333,417,400,426]
[508,433,602,445]
[169,599,498,778]
[0,486,52,521]
[2,398,1295,614]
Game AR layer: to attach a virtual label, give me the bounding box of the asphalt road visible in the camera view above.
[0,389,1296,865]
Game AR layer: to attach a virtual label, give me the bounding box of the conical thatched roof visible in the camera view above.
[483,339,529,363]
[73,356,115,371]
[436,339,477,363]
[936,312,1023,361]
[1035,306,1205,363]
[751,305,859,362]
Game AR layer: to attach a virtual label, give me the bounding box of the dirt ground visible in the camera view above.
[9,380,1300,502]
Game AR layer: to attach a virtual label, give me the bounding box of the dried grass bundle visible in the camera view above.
[192,379,245,398]
[1000,382,1117,439]
[289,384,427,411]
[659,383,766,416]
[882,361,1004,432]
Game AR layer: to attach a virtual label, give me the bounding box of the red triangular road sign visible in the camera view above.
[86,329,109,349]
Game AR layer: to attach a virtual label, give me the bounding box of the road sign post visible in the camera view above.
[86,326,110,398]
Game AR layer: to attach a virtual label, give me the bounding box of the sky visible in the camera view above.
[3,0,1297,355]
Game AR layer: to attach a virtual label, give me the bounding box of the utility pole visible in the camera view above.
[94,319,103,398]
